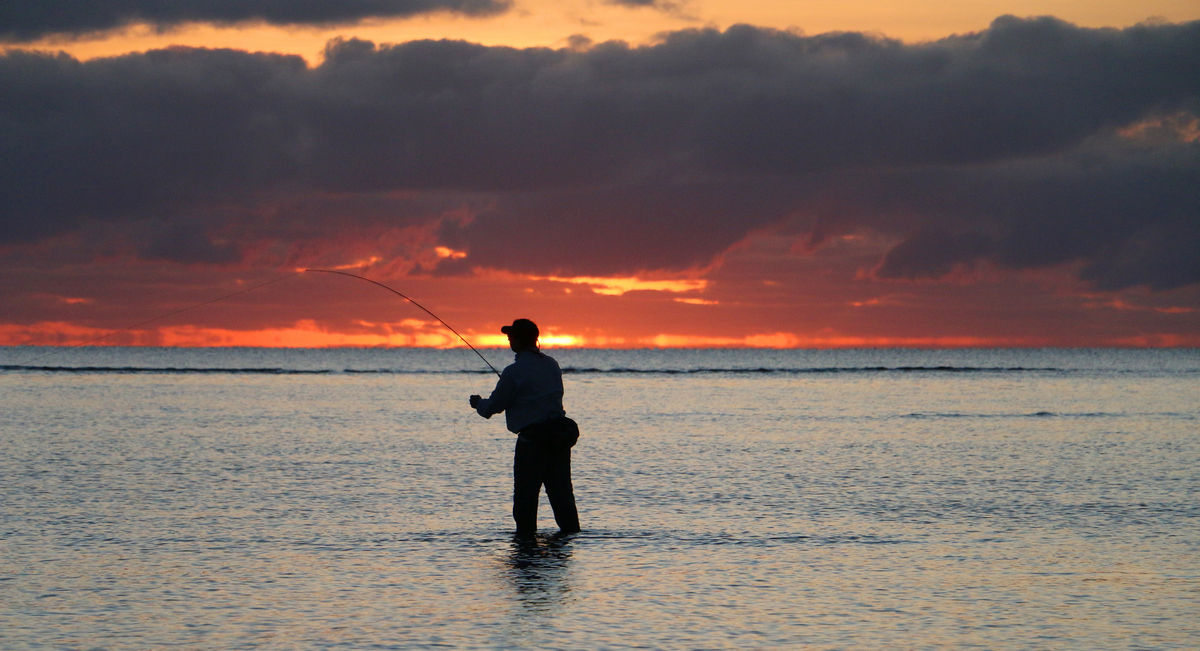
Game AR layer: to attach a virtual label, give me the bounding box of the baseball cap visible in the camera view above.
[500,318,539,340]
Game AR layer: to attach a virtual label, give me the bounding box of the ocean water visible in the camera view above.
[1,347,1197,649]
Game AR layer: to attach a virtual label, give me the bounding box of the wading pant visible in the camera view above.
[513,437,580,534]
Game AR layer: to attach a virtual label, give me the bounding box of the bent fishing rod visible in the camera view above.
[305,269,499,376]
[13,269,501,376]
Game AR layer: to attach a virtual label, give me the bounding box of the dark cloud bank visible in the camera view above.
[1,16,1199,289]
[0,0,511,42]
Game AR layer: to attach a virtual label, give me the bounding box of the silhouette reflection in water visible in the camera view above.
[503,532,575,612]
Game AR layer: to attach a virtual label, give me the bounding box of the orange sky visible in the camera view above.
[13,0,1200,62]
[2,1,1199,348]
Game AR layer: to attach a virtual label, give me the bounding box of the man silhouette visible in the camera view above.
[470,319,581,536]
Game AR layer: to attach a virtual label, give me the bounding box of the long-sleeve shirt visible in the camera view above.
[475,349,565,433]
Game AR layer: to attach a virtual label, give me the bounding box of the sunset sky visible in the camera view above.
[2,0,1199,348]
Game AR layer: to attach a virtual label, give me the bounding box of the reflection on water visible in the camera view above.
[503,533,575,613]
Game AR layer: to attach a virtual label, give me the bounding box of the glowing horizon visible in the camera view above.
[4,320,1198,350]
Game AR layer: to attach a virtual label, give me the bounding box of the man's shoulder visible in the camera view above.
[513,351,560,374]
[509,349,560,369]
[504,351,540,373]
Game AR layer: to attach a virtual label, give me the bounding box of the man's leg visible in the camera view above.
[543,446,580,533]
[512,438,542,535]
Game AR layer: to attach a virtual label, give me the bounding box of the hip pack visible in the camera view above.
[520,415,580,448]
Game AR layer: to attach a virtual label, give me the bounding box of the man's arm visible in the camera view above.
[472,373,517,419]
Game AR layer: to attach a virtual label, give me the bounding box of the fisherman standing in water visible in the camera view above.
[470,319,581,536]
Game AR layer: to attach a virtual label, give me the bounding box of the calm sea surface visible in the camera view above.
[1,347,1197,649]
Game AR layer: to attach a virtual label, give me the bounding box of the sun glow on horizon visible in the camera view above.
[6,321,1198,349]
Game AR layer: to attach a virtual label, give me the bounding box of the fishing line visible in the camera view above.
[13,271,304,367]
[12,269,501,378]
[301,269,502,437]
[305,269,500,377]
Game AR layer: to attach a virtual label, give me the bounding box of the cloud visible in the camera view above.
[0,0,513,42]
[605,0,693,18]
[450,178,817,275]
[135,216,242,264]
[0,17,1198,288]
[846,130,1200,289]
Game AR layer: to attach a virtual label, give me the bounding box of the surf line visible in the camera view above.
[14,269,501,376]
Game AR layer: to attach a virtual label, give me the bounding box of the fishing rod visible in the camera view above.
[305,269,500,376]
[12,269,501,377]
